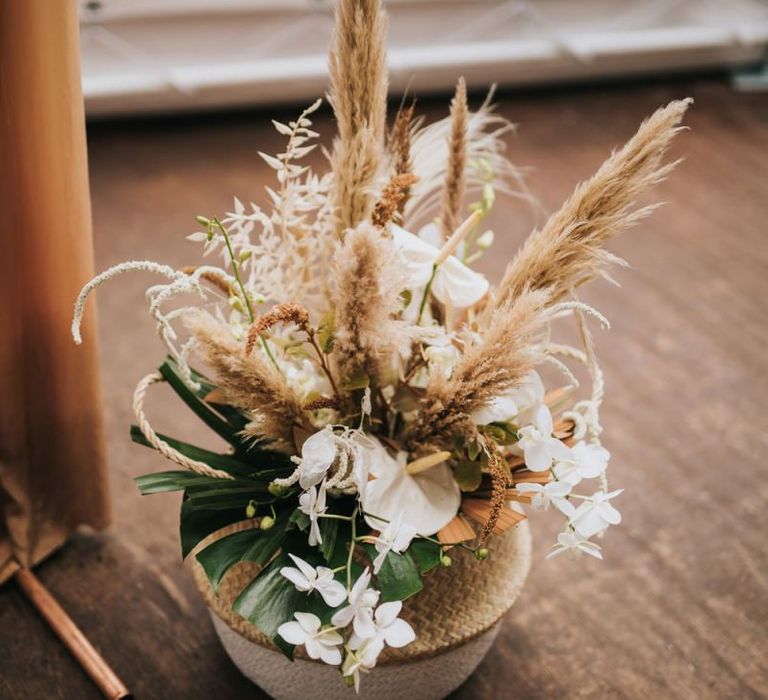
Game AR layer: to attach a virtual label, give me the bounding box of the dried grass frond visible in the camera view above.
[389,101,417,214]
[371,173,419,228]
[407,288,551,451]
[331,222,413,386]
[439,77,468,239]
[246,303,310,355]
[494,98,692,307]
[185,310,302,444]
[406,88,528,226]
[328,0,389,237]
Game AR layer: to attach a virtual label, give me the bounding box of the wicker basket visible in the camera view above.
[191,520,531,699]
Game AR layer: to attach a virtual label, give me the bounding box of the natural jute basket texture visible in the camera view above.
[191,519,532,665]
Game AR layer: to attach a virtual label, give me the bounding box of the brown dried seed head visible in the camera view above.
[246,303,311,355]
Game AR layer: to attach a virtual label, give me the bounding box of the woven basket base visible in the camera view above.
[212,611,502,700]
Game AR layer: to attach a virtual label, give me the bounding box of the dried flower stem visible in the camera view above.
[371,173,419,229]
[478,435,508,546]
[390,101,416,214]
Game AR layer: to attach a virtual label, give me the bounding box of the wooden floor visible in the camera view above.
[1,76,767,699]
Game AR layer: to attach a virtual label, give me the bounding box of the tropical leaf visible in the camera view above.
[409,539,442,575]
[318,517,339,564]
[196,515,290,593]
[135,470,219,495]
[179,499,246,559]
[364,545,422,602]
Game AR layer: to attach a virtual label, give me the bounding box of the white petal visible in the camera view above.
[372,548,389,575]
[362,452,460,536]
[471,394,520,425]
[288,553,317,582]
[280,567,311,591]
[318,644,342,666]
[294,612,321,634]
[534,404,554,435]
[331,606,354,628]
[277,621,307,645]
[431,258,489,308]
[515,482,543,494]
[550,439,573,463]
[353,608,377,640]
[571,509,608,538]
[318,579,347,608]
[601,503,622,525]
[374,601,402,627]
[389,224,438,286]
[382,618,416,648]
[524,443,553,472]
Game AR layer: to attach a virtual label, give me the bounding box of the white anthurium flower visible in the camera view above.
[569,489,623,538]
[298,482,328,546]
[517,404,572,472]
[360,443,460,536]
[368,513,418,574]
[331,568,380,640]
[389,223,489,309]
[277,612,343,665]
[554,441,610,486]
[470,371,545,426]
[546,530,603,560]
[279,553,346,607]
[351,434,390,502]
[342,638,384,693]
[297,427,337,490]
[516,480,575,517]
[350,600,416,650]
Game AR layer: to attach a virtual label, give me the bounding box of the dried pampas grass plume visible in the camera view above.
[408,288,551,451]
[439,77,468,240]
[331,222,412,388]
[185,310,303,444]
[328,0,389,237]
[495,98,692,307]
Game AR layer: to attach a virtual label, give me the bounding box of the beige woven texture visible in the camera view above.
[191,519,531,664]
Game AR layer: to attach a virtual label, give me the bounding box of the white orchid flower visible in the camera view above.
[368,513,418,574]
[279,553,346,607]
[517,404,572,472]
[423,343,461,379]
[298,482,328,546]
[546,530,603,560]
[516,480,575,517]
[342,638,383,693]
[360,442,460,536]
[331,569,380,640]
[389,223,489,309]
[350,600,416,650]
[470,371,545,426]
[554,441,610,486]
[277,612,343,665]
[296,427,337,490]
[283,357,330,400]
[569,489,623,538]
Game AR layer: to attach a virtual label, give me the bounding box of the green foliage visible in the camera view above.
[454,459,483,492]
[196,515,290,593]
[409,539,443,575]
[179,499,246,559]
[364,545,422,603]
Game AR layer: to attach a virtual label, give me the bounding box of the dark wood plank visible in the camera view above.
[1,76,766,699]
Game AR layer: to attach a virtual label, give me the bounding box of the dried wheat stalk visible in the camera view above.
[389,101,417,214]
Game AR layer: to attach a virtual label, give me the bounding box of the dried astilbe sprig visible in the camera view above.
[389,101,417,214]
[493,98,692,308]
[439,77,468,240]
[407,288,551,452]
[331,222,412,388]
[328,0,388,236]
[478,436,509,546]
[245,302,310,355]
[185,310,304,444]
[371,173,419,229]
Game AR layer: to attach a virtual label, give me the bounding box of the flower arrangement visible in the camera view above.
[72,0,689,692]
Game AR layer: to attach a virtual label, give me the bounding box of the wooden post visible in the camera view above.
[0,1,111,577]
